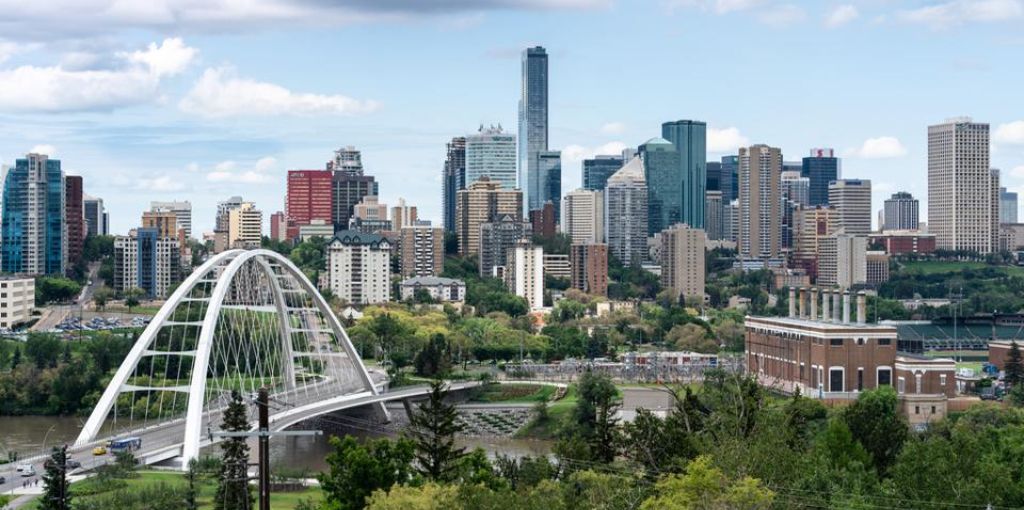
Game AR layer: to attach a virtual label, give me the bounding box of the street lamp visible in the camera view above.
[40,424,58,459]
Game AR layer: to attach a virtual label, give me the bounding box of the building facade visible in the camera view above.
[866,251,891,285]
[543,253,571,280]
[1000,187,1018,224]
[83,195,108,237]
[562,189,604,244]
[583,156,624,191]
[928,118,999,253]
[505,240,544,310]
[829,179,872,235]
[792,206,839,278]
[400,276,466,303]
[868,232,937,255]
[286,170,333,240]
[114,228,183,299]
[704,191,724,241]
[332,166,378,230]
[270,211,287,241]
[150,200,193,239]
[399,222,444,278]
[391,198,417,231]
[455,178,523,256]
[228,202,262,249]
[801,148,839,207]
[443,136,467,233]
[0,277,35,330]
[660,224,706,302]
[883,192,919,231]
[570,243,608,297]
[661,120,707,229]
[353,195,388,222]
[479,214,531,277]
[519,46,549,215]
[738,145,782,261]
[327,231,391,305]
[466,125,517,191]
[817,234,867,289]
[605,157,649,267]
[640,137,682,236]
[536,151,561,223]
[1,153,66,275]
[65,175,84,269]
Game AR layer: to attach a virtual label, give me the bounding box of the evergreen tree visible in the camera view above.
[407,380,466,481]
[39,446,71,510]
[214,391,253,510]
[1006,340,1023,387]
[414,334,452,378]
[184,458,200,510]
[10,347,20,369]
[61,343,72,364]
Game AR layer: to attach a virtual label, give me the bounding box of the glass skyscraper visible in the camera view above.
[443,136,466,233]
[801,148,839,207]
[538,151,562,223]
[466,125,517,191]
[583,155,624,191]
[1,153,66,275]
[721,155,738,204]
[661,120,707,229]
[518,46,549,215]
[640,137,682,236]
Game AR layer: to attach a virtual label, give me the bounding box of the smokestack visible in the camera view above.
[843,290,851,324]
[857,291,867,325]
[810,288,818,321]
[788,287,796,318]
[833,290,842,322]
[822,289,831,323]
[799,288,807,319]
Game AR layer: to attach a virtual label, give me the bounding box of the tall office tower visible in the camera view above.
[142,211,179,239]
[466,125,517,192]
[1000,187,1018,224]
[781,171,810,250]
[519,46,549,215]
[792,206,839,279]
[328,146,363,175]
[570,243,608,297]
[605,157,649,267]
[721,155,739,204]
[327,231,391,305]
[332,167,378,229]
[286,170,333,240]
[883,192,920,231]
[738,145,782,261]
[661,224,706,302]
[661,120,707,229]
[114,228,183,299]
[829,179,872,234]
[562,189,604,244]
[529,202,556,238]
[399,222,444,277]
[583,156,624,191]
[817,234,867,289]
[228,202,263,249]
[1,153,66,275]
[479,214,531,277]
[536,151,561,223]
[704,191,724,241]
[353,195,388,222]
[455,178,523,256]
[270,211,287,241]
[65,175,84,269]
[928,119,998,253]
[443,136,467,233]
[505,239,544,310]
[83,195,108,237]
[706,161,721,193]
[215,196,245,232]
[150,200,193,239]
[391,198,418,231]
[802,148,839,207]
[640,137,682,236]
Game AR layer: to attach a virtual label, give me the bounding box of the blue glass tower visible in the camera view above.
[1,153,65,275]
[518,46,549,216]
[583,155,623,191]
[661,120,707,229]
[137,227,159,298]
[721,155,738,205]
[801,148,839,207]
[640,137,682,235]
[538,151,562,223]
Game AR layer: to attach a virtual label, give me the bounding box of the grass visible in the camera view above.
[468,383,556,404]
[73,470,322,509]
[901,260,1024,276]
[515,385,577,440]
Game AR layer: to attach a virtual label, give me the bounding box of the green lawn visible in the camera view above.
[901,260,1024,276]
[468,383,556,403]
[515,385,576,440]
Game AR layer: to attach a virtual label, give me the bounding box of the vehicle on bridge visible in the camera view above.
[108,437,142,453]
[16,464,35,477]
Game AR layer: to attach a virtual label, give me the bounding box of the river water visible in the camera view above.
[0,414,553,472]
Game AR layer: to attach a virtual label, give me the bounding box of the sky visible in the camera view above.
[0,0,1022,235]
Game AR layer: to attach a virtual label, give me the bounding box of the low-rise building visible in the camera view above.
[399,276,466,303]
[327,231,391,305]
[869,232,937,255]
[0,276,34,330]
[298,219,334,241]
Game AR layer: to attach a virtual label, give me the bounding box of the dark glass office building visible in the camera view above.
[443,136,466,233]
[583,156,624,191]
[801,148,839,207]
[721,155,738,204]
[519,46,549,214]
[640,137,682,236]
[661,120,707,229]
[706,161,722,192]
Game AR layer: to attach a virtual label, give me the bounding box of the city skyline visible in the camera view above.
[0,1,1021,234]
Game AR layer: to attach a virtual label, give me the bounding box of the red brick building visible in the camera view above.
[869,232,937,255]
[285,170,333,240]
[64,175,84,270]
[529,202,556,239]
[570,243,608,297]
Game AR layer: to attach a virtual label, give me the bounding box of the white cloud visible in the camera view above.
[206,157,277,184]
[179,67,379,118]
[29,144,57,156]
[1009,166,1024,179]
[0,41,24,64]
[138,175,186,192]
[667,0,763,14]
[562,141,628,167]
[600,122,626,135]
[899,0,1023,28]
[707,127,749,153]
[995,121,1024,144]
[825,4,858,28]
[757,4,806,26]
[846,137,908,159]
[118,38,197,78]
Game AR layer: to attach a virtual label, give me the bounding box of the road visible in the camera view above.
[30,263,102,332]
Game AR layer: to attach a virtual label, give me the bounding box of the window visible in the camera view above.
[857,368,864,391]
[915,406,920,415]
[915,374,922,394]
[878,338,891,346]
[829,368,844,392]
[898,377,906,394]
[878,368,892,386]
[931,406,936,414]
[830,338,843,346]
[856,338,866,346]
[940,374,947,386]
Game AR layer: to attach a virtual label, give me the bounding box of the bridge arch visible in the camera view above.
[76,249,382,468]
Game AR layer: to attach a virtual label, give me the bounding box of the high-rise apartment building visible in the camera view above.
[570,243,608,297]
[704,191,724,241]
[150,201,193,239]
[661,120,707,229]
[83,195,108,237]
[466,125,517,191]
[792,206,839,278]
[883,192,919,231]
[928,118,999,253]
[536,151,561,223]
[817,234,867,289]
[738,145,782,261]
[443,136,467,233]
[781,171,811,250]
[802,148,839,207]
[331,163,378,230]
[519,46,549,215]
[1000,187,1018,224]
[479,214,531,278]
[399,222,444,278]
[328,231,391,304]
[228,202,262,249]
[529,202,556,238]
[65,175,84,269]
[270,211,287,241]
[640,137,682,236]
[829,179,872,234]
[142,211,178,239]
[505,240,544,310]
[660,224,706,302]
[562,189,604,244]
[583,156,624,191]
[391,198,418,231]
[286,170,333,240]
[114,228,183,299]
[1,153,66,275]
[215,196,245,233]
[605,157,648,267]
[455,178,523,256]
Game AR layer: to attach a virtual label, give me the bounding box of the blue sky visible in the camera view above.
[0,0,1022,234]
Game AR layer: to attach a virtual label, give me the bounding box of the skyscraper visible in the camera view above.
[215,196,244,233]
[562,189,604,244]
[781,171,810,250]
[443,136,466,233]
[286,170,333,240]
[537,150,561,223]
[661,120,707,229]
[479,214,531,277]
[738,145,782,261]
[583,156,624,191]
[150,201,193,239]
[65,175,84,269]
[829,179,872,235]
[605,157,648,267]
[1,153,66,275]
[83,195,108,237]
[660,224,706,302]
[802,148,839,207]
[228,202,263,249]
[704,191,724,241]
[455,178,523,256]
[391,198,418,231]
[519,46,549,215]
[883,192,920,231]
[721,155,739,204]
[1000,187,1018,224]
[329,146,363,174]
[466,125,517,191]
[332,165,378,229]
[639,137,682,236]
[505,239,544,310]
[706,161,721,193]
[399,222,444,278]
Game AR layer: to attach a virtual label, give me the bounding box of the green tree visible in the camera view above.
[124,287,145,312]
[214,391,252,510]
[25,333,61,369]
[319,435,415,510]
[666,323,718,354]
[639,456,773,510]
[93,286,114,311]
[841,386,907,475]
[39,446,72,510]
[413,334,451,378]
[35,276,82,306]
[184,458,200,510]
[10,346,21,369]
[1006,340,1023,387]
[407,380,466,481]
[365,483,456,510]
[558,371,619,464]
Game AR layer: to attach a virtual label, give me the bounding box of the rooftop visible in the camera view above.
[746,315,898,333]
[608,156,645,183]
[401,276,465,286]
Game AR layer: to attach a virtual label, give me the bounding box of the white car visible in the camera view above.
[16,464,35,477]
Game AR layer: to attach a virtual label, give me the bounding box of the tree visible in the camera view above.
[319,435,415,510]
[25,333,61,369]
[93,286,114,311]
[10,346,20,369]
[666,323,718,354]
[124,287,145,312]
[39,445,72,510]
[407,380,466,481]
[365,483,456,510]
[214,391,252,510]
[184,459,200,510]
[367,313,412,368]
[639,456,774,510]
[414,334,452,378]
[840,386,907,475]
[559,371,619,464]
[1006,340,1023,387]
[35,276,82,306]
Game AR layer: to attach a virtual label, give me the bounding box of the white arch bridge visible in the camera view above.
[70,249,476,471]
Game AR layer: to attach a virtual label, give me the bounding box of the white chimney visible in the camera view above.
[857,291,867,325]
[788,287,796,318]
[843,291,851,324]
[810,288,818,321]
[822,289,831,323]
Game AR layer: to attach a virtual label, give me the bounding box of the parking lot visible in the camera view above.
[54,314,150,332]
